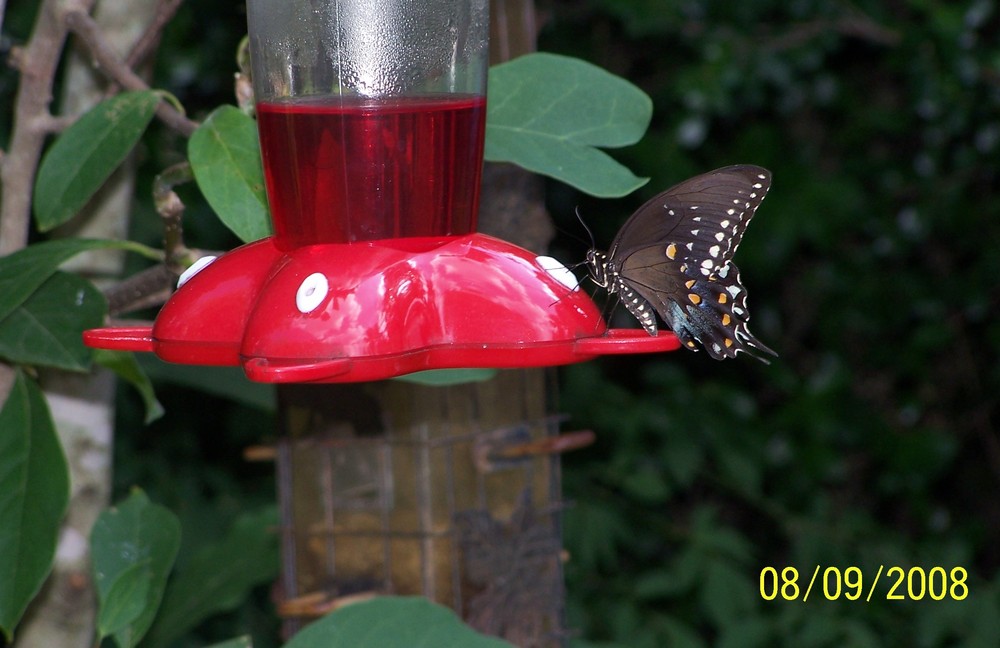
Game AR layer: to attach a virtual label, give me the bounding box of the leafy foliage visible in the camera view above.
[33,90,161,231]
[188,106,272,243]
[0,238,157,325]
[486,52,651,196]
[0,371,68,642]
[91,488,181,648]
[142,506,279,648]
[93,350,165,424]
[3,0,999,645]
[283,597,514,648]
[0,271,104,371]
[541,1,1000,646]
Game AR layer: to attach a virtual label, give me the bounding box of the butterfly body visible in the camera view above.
[586,165,776,362]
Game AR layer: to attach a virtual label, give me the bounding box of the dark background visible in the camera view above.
[6,1,1000,646]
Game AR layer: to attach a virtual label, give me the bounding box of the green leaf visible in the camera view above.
[206,637,253,648]
[284,597,515,648]
[90,489,181,648]
[142,506,279,648]
[486,52,651,197]
[0,370,69,642]
[698,561,757,629]
[659,616,708,648]
[96,560,152,638]
[714,445,762,497]
[717,619,772,648]
[392,368,498,386]
[0,238,160,324]
[633,569,689,600]
[0,271,105,371]
[33,90,161,231]
[662,434,704,487]
[93,350,164,424]
[137,356,274,413]
[189,105,271,242]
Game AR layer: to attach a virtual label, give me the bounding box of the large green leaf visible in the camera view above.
[142,506,279,648]
[189,106,272,242]
[284,597,515,648]
[0,238,159,325]
[33,90,161,231]
[0,370,69,642]
[486,52,651,197]
[0,271,105,371]
[90,489,181,648]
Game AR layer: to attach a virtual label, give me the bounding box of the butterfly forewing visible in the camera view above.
[611,165,771,274]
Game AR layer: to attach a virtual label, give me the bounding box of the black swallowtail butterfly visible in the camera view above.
[586,165,777,362]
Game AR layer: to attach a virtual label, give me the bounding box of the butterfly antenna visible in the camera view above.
[575,207,597,249]
[548,268,588,308]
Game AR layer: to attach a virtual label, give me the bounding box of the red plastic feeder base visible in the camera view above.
[84,234,679,383]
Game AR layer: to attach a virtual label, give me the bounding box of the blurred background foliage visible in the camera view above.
[5,0,1000,646]
[542,1,1000,646]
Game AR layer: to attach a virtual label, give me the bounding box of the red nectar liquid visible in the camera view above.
[256,94,487,248]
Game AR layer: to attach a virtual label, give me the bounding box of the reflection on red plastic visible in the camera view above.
[83,234,679,383]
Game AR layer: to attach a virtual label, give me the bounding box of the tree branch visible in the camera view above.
[64,9,198,136]
[125,0,185,70]
[0,0,99,256]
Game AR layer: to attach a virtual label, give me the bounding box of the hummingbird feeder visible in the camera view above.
[83,0,678,644]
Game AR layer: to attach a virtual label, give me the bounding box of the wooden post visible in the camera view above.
[274,2,571,645]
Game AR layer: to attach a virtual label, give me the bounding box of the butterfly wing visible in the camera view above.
[610,165,771,268]
[619,248,775,360]
[609,165,776,361]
